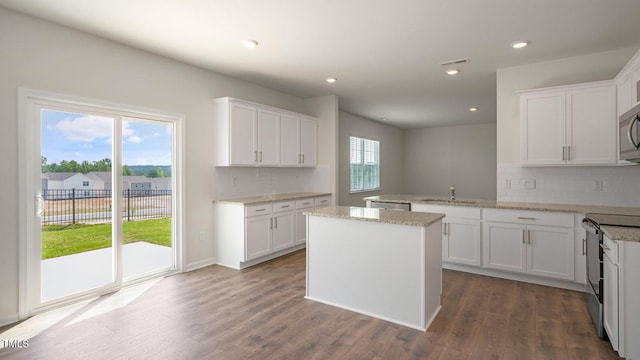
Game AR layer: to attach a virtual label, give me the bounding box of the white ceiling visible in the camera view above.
[2,0,640,128]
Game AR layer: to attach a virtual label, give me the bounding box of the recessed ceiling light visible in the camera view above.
[469,107,478,112]
[326,77,338,83]
[445,69,460,76]
[242,39,259,48]
[511,40,529,49]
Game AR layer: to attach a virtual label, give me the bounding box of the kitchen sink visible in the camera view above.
[418,199,477,205]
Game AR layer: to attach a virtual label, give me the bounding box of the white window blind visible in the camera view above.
[350,136,380,192]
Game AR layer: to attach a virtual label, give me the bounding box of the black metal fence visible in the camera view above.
[42,189,172,225]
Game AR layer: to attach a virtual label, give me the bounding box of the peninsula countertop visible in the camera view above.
[304,206,444,227]
[364,194,640,242]
[214,192,331,205]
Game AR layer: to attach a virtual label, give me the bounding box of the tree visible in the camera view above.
[122,165,134,176]
[147,167,166,178]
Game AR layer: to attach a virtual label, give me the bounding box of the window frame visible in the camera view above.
[349,135,381,193]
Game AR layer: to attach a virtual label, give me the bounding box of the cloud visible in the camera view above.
[127,135,143,143]
[55,115,113,142]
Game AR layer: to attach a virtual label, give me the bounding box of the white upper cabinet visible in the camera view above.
[257,109,280,165]
[520,91,566,165]
[229,102,258,165]
[214,97,317,167]
[280,114,300,166]
[280,114,317,167]
[519,81,616,166]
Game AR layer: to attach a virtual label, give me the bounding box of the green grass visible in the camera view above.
[42,218,171,259]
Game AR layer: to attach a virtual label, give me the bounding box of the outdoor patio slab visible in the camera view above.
[42,242,173,302]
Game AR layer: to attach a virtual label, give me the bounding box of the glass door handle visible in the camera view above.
[628,114,640,150]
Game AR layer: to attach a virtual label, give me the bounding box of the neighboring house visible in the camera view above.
[149,177,171,191]
[41,172,94,199]
[86,171,113,190]
[123,176,152,192]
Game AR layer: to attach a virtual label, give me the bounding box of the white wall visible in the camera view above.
[0,8,335,324]
[496,47,640,205]
[338,112,404,206]
[404,123,497,199]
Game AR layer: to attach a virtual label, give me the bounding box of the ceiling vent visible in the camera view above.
[439,58,470,66]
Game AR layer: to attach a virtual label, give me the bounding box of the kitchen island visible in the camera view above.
[304,206,444,331]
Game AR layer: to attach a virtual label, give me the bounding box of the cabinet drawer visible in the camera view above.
[314,196,331,208]
[273,201,295,213]
[602,235,618,265]
[245,203,273,217]
[483,209,573,227]
[296,198,315,209]
[411,204,481,219]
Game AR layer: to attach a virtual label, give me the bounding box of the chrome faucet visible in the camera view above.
[449,185,455,201]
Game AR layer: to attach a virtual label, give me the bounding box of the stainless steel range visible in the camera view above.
[582,213,640,338]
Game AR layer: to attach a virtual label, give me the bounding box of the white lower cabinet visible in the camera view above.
[295,199,315,245]
[483,220,574,281]
[272,211,295,252]
[245,215,273,260]
[215,195,330,269]
[411,204,481,266]
[602,235,619,351]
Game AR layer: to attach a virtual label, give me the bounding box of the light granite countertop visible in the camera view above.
[304,206,445,227]
[364,194,640,242]
[601,226,640,243]
[214,192,331,205]
[364,194,640,216]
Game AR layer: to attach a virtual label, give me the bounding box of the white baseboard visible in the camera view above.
[0,313,20,328]
[184,256,217,272]
[443,263,586,292]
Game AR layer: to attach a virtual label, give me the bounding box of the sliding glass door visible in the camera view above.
[21,91,182,312]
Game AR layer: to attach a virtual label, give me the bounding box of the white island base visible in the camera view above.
[305,207,443,331]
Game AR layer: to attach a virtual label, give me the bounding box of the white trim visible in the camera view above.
[18,88,186,319]
[184,257,217,272]
[442,262,586,292]
[0,314,20,328]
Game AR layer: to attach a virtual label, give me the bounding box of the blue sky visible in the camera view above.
[41,109,172,166]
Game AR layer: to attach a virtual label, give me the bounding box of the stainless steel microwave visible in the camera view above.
[620,102,640,162]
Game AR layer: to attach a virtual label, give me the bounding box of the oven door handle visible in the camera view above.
[581,218,599,235]
[628,114,640,150]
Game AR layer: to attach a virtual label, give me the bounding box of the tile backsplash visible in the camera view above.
[213,166,330,200]
[497,163,640,207]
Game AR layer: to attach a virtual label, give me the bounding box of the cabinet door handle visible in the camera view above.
[517,217,536,220]
[259,151,263,162]
[600,243,610,251]
[567,146,571,161]
[298,154,301,164]
[522,229,525,244]
[254,150,258,162]
[270,218,273,229]
[562,146,566,161]
[302,153,305,164]
[582,238,586,256]
[274,217,278,229]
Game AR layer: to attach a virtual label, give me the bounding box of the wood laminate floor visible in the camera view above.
[0,250,620,359]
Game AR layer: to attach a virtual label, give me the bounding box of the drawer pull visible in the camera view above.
[517,217,536,220]
[281,205,290,208]
[255,209,266,212]
[302,202,311,205]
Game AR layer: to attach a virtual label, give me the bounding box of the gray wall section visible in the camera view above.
[338,112,404,206]
[403,123,497,200]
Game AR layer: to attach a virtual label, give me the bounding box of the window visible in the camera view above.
[82,181,89,187]
[350,136,380,192]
